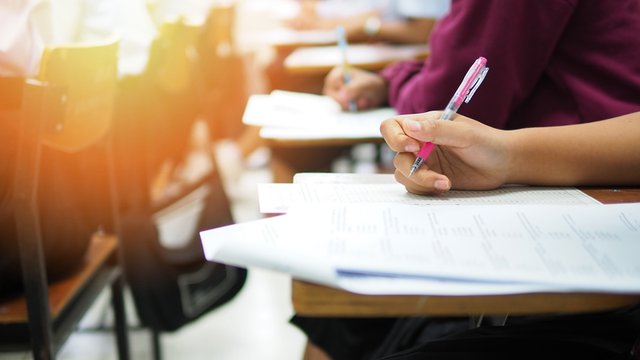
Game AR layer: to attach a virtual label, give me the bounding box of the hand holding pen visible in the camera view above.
[408,57,489,176]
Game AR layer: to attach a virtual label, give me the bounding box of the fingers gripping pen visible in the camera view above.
[408,57,489,176]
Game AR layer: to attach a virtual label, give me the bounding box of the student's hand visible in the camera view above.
[324,66,388,111]
[380,111,512,195]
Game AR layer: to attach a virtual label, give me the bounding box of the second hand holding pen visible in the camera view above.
[408,57,489,176]
[336,26,358,112]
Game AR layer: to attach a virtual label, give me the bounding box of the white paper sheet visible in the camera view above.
[201,203,640,295]
[200,213,568,295]
[242,91,396,140]
[293,172,397,184]
[258,180,600,214]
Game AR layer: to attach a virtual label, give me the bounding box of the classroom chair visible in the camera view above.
[0,39,129,359]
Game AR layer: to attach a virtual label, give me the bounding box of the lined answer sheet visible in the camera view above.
[304,203,640,291]
[258,182,600,213]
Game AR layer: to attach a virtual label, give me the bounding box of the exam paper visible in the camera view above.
[258,181,600,213]
[201,203,640,295]
[200,213,566,295]
[298,203,640,293]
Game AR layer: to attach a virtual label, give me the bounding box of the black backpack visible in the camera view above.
[118,177,246,332]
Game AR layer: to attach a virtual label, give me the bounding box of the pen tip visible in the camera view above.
[409,157,423,177]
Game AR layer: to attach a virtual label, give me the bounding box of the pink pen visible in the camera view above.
[408,57,489,176]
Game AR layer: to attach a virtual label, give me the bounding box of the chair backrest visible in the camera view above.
[37,38,118,152]
[10,38,120,292]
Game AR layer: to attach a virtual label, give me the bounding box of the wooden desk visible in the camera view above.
[268,137,384,183]
[292,188,640,317]
[284,43,430,75]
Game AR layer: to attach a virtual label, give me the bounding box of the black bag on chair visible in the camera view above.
[118,175,247,332]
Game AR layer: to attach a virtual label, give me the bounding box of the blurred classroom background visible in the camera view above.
[0,0,430,358]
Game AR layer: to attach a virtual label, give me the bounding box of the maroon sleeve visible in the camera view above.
[380,0,577,129]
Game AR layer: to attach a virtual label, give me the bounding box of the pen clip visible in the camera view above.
[464,66,489,103]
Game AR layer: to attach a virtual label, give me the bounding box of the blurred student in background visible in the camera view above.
[0,0,156,78]
[269,0,450,92]
[286,0,450,44]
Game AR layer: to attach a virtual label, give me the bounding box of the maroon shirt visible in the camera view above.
[380,0,640,129]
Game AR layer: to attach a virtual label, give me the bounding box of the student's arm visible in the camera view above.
[508,113,640,186]
[380,111,640,195]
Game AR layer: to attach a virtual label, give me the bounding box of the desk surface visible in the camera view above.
[292,187,640,317]
[284,43,429,75]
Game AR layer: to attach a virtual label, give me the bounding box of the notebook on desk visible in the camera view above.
[242,91,396,140]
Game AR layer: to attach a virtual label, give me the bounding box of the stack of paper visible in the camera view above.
[201,202,640,295]
[242,90,396,140]
[200,173,640,296]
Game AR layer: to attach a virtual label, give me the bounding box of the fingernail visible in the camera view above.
[405,144,420,152]
[406,120,421,132]
[434,179,450,191]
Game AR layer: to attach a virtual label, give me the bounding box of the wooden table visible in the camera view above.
[292,188,640,317]
[267,136,384,183]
